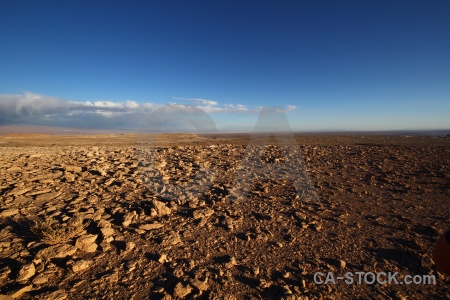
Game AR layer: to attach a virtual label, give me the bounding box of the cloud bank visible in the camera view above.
[0,92,297,131]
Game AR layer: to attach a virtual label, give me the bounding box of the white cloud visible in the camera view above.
[0,92,297,129]
[172,97,218,106]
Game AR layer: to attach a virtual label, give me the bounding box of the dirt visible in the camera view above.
[0,133,449,299]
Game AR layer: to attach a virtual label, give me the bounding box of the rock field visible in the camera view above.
[0,134,449,299]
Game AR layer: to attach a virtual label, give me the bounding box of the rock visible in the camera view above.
[64,174,75,183]
[75,235,98,253]
[151,200,171,216]
[0,295,14,300]
[173,282,192,298]
[252,267,260,275]
[11,285,33,298]
[0,209,19,218]
[193,208,214,220]
[122,211,137,227]
[158,254,168,264]
[125,260,137,271]
[37,244,77,260]
[0,242,11,248]
[46,290,68,300]
[225,256,237,269]
[138,223,164,231]
[28,189,51,196]
[16,263,35,282]
[104,178,115,186]
[190,278,209,291]
[161,233,182,247]
[12,187,32,196]
[101,227,115,238]
[126,242,136,252]
[339,260,346,269]
[0,266,11,282]
[65,165,82,173]
[32,274,49,285]
[36,191,62,202]
[69,260,92,273]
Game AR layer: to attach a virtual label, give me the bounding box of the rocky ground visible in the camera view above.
[0,134,449,299]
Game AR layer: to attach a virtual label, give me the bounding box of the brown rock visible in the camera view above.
[32,274,49,285]
[69,260,92,273]
[75,234,98,253]
[151,200,171,216]
[139,223,164,231]
[37,244,77,260]
[173,282,192,298]
[16,263,35,282]
[0,209,19,218]
[11,285,33,298]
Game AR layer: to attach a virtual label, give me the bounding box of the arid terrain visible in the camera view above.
[0,133,449,299]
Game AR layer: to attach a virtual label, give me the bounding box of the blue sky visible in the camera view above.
[0,1,449,131]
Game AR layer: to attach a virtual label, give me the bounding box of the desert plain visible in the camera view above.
[0,133,449,299]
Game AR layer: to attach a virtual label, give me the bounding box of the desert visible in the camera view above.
[0,133,449,299]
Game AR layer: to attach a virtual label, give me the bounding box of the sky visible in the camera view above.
[0,0,449,132]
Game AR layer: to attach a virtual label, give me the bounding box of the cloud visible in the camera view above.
[172,97,218,106]
[0,92,69,117]
[0,92,297,130]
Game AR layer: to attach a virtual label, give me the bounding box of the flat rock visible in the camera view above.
[32,274,49,285]
[0,209,19,218]
[139,223,164,231]
[75,234,98,253]
[101,227,115,238]
[69,260,92,273]
[37,244,77,260]
[11,285,33,298]
[36,191,62,202]
[65,165,82,173]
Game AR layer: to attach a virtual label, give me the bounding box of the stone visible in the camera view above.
[139,223,164,231]
[75,235,98,253]
[190,278,209,291]
[46,290,68,300]
[193,208,214,220]
[11,285,33,298]
[65,165,82,173]
[0,242,11,248]
[158,254,168,264]
[173,282,192,298]
[69,260,92,273]
[32,274,49,285]
[225,256,237,269]
[0,266,11,282]
[17,263,35,282]
[101,227,115,238]
[122,211,137,227]
[126,242,136,252]
[36,192,62,202]
[0,209,19,218]
[37,244,77,260]
[151,200,171,216]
